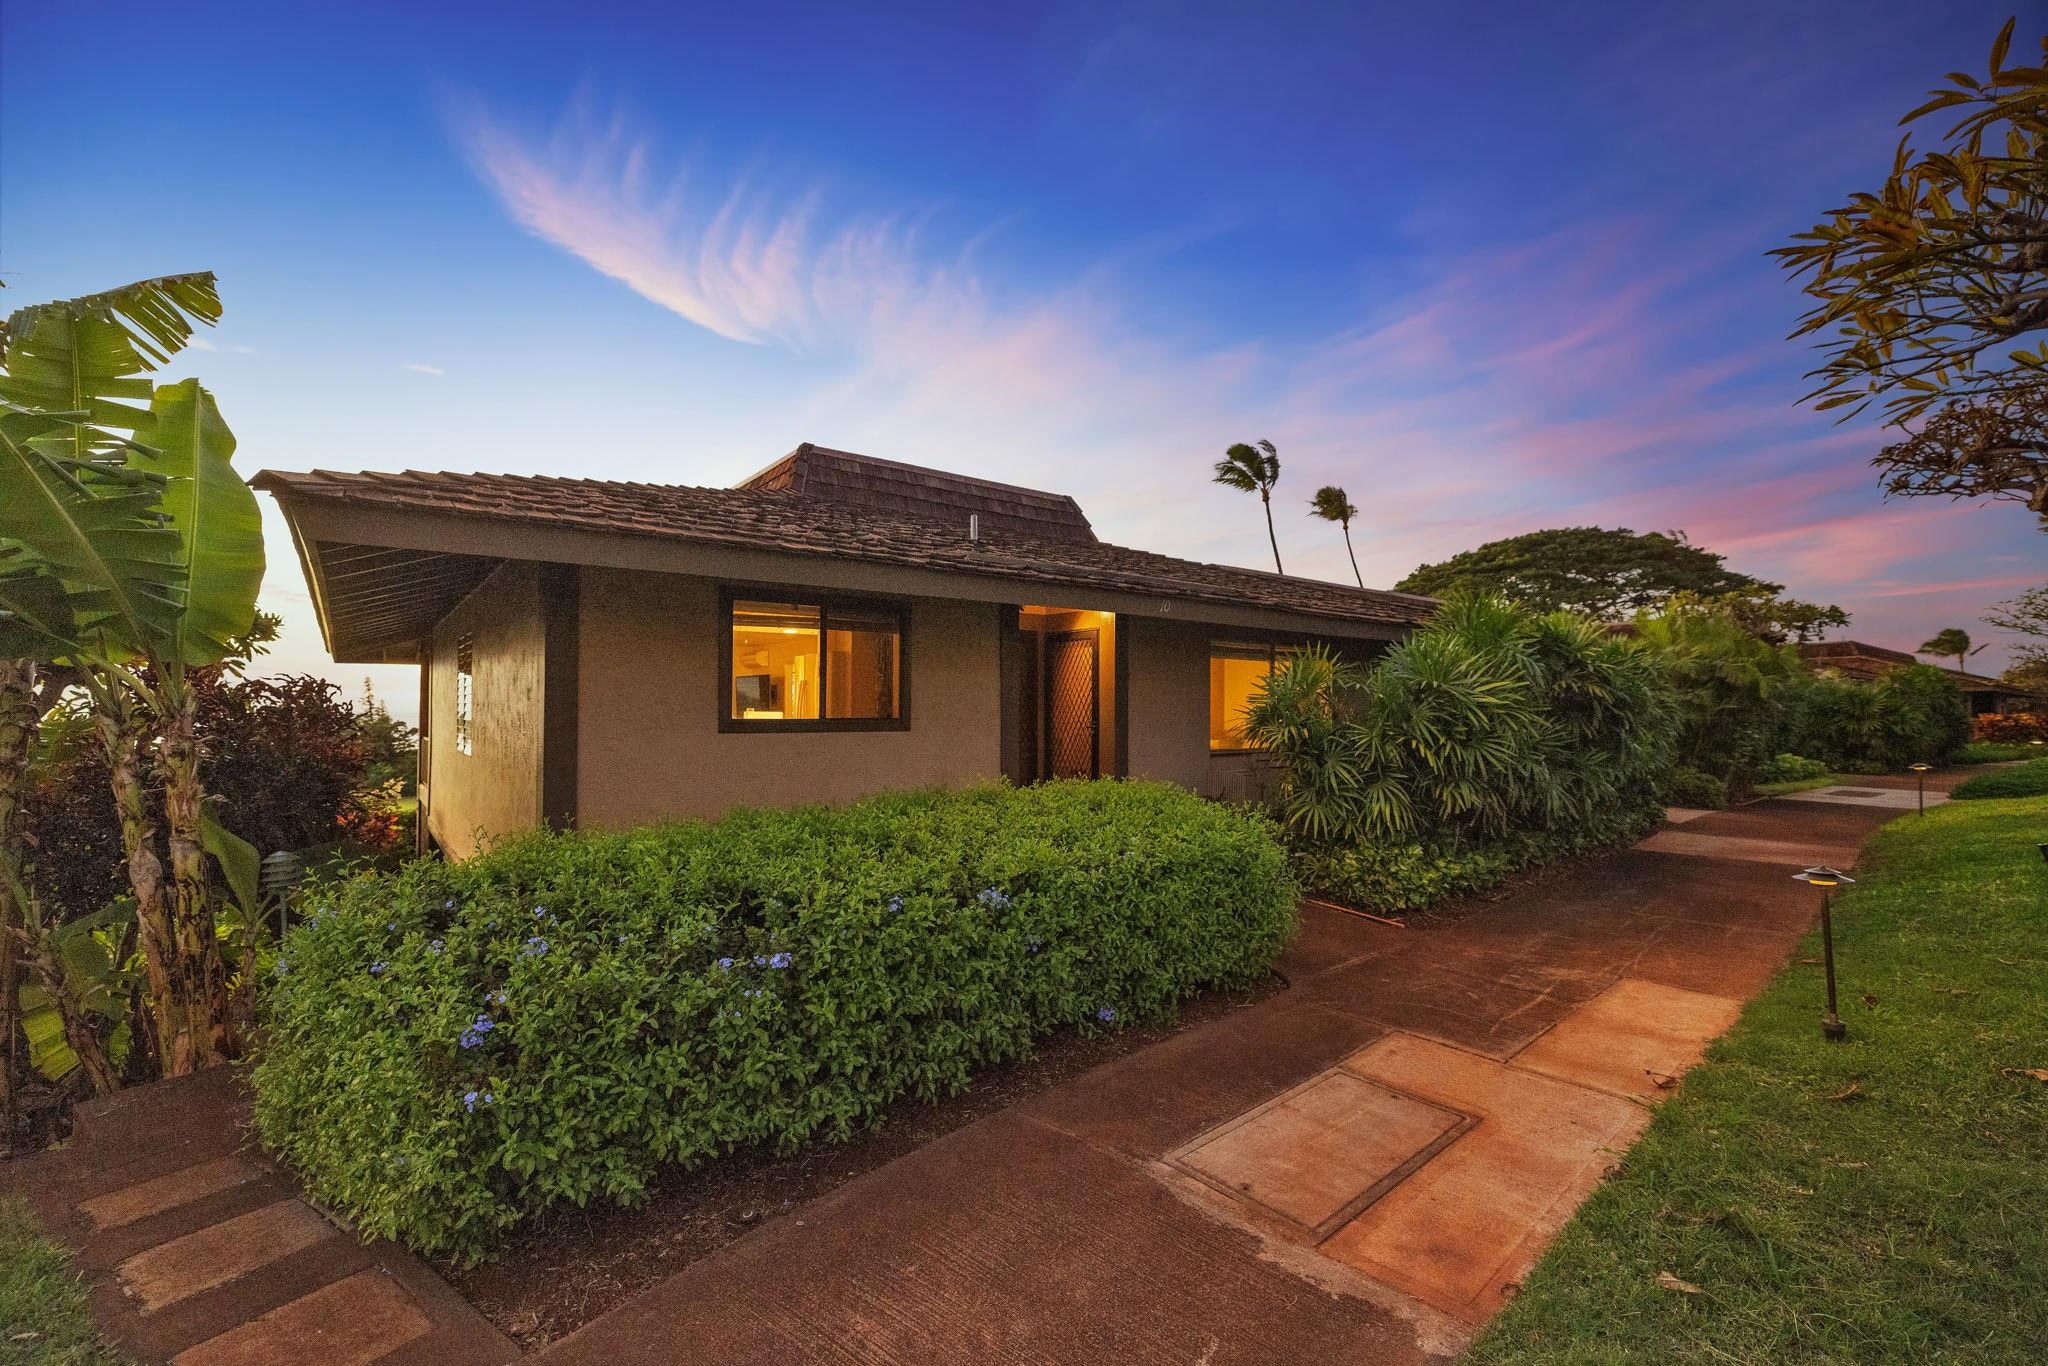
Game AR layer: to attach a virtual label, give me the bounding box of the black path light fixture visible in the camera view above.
[1909,762,1932,814]
[1794,866,1856,1041]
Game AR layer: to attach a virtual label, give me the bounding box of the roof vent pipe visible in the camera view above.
[969,513,980,543]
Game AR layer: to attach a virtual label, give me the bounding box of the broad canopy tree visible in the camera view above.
[1393,526,1848,639]
[1777,20,2048,525]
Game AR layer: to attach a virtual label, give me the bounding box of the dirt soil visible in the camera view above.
[444,978,1281,1349]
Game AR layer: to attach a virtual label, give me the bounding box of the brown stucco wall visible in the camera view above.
[575,568,1003,827]
[425,561,546,859]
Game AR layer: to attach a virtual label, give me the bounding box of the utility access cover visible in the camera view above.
[1170,1071,1470,1240]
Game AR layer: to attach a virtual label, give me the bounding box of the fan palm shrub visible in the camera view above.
[1242,593,1676,911]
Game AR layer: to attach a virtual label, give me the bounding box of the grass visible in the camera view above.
[1950,759,2048,801]
[1955,740,2042,765]
[1470,794,2048,1364]
[0,1199,125,1366]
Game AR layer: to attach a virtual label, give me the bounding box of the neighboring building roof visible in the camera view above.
[1797,640,2022,694]
[254,447,1438,661]
[739,444,1097,543]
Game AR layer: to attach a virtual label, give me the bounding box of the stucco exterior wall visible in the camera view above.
[575,568,1003,827]
[425,561,546,859]
[1120,616,1281,801]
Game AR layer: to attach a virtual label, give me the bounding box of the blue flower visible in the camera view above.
[753,955,769,967]
[1096,1006,1117,1023]
[522,937,548,958]
[486,919,498,930]
[427,939,444,955]
[978,888,1012,911]
[743,988,763,999]
[385,922,397,932]
[1025,937,1043,955]
[368,961,387,977]
[461,1089,495,1113]
[489,990,509,1006]
[459,1014,497,1048]
[443,899,456,910]
[617,934,629,945]
[886,895,904,915]
[767,952,793,970]
[716,957,735,970]
[274,960,290,978]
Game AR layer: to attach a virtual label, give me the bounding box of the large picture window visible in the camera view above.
[1209,642,1288,751]
[725,595,905,730]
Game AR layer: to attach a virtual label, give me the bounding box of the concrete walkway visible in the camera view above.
[536,784,1941,1365]
[2,779,1950,1363]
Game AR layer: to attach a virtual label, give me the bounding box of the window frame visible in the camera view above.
[717,585,912,734]
[453,634,475,757]
[1207,638,1294,755]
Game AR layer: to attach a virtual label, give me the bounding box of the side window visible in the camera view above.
[1208,642,1295,751]
[454,634,475,756]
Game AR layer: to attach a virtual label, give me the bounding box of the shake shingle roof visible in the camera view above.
[254,456,1436,658]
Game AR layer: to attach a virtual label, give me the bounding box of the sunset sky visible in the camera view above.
[6,1,2041,721]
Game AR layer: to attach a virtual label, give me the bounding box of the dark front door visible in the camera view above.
[1043,629,1100,780]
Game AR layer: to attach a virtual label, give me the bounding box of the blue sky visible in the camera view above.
[6,1,2042,722]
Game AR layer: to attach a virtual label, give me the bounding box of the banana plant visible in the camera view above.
[0,273,264,1078]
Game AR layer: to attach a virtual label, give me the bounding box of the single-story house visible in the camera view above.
[1797,640,2038,716]
[255,445,1437,857]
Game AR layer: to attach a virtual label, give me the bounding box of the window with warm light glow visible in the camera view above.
[727,597,903,727]
[1209,643,1286,751]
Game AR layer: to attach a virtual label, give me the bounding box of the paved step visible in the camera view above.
[0,1071,519,1366]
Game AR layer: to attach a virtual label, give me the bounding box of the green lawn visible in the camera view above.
[1950,759,2048,801]
[1470,794,2048,1364]
[0,1200,124,1366]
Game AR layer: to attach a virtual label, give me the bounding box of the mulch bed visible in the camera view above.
[443,978,1281,1349]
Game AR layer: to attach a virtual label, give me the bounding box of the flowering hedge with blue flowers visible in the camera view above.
[251,780,1294,1262]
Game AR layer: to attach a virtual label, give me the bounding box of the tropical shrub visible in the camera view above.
[1957,739,2041,763]
[1245,594,1675,910]
[25,673,383,924]
[1662,765,1729,809]
[1630,600,1809,787]
[1756,753,1830,784]
[253,781,1293,1262]
[1782,665,1970,772]
[1974,711,2048,743]
[1950,758,2048,800]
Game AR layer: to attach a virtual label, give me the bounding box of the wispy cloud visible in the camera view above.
[404,362,445,375]
[448,90,2035,661]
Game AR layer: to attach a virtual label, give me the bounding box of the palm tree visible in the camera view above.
[1917,627,1983,675]
[1310,485,1363,588]
[1214,439,1284,574]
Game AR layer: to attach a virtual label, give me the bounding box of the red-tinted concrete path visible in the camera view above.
[1,779,1951,1363]
[534,783,1944,1366]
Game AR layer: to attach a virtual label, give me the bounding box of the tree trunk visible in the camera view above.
[15,919,119,1096]
[0,659,37,1128]
[156,679,228,1068]
[1260,488,1284,575]
[91,685,190,1075]
[1341,525,1363,589]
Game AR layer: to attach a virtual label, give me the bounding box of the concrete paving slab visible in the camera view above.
[1170,1071,1467,1238]
[79,1156,266,1231]
[539,1111,1438,1366]
[172,1269,433,1366]
[1635,828,1859,868]
[115,1200,335,1312]
[1509,978,1742,1100]
[1779,785,1947,809]
[1323,1034,1649,1322]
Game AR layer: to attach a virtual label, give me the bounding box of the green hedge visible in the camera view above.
[253,781,1295,1262]
[1951,758,2048,800]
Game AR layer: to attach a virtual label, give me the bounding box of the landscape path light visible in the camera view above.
[1794,866,1855,1041]
[1909,762,1931,814]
